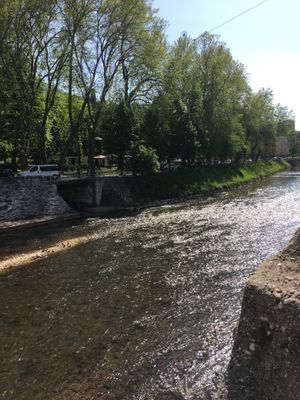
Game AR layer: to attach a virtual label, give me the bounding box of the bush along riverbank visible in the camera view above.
[131,160,290,202]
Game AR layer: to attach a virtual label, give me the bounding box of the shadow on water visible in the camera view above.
[0,219,87,259]
[1,171,300,399]
[0,240,177,399]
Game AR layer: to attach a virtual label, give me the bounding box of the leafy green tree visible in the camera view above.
[243,89,276,160]
[117,0,167,105]
[170,98,197,164]
[142,99,170,161]
[0,0,62,168]
[288,132,300,157]
[0,0,294,174]
[196,32,248,162]
[47,91,70,161]
[159,34,200,162]
[0,67,18,168]
[0,140,13,165]
[274,104,295,136]
[99,0,167,173]
[160,32,248,164]
[164,34,198,104]
[130,140,160,175]
[59,0,165,174]
[102,100,133,173]
[58,0,98,171]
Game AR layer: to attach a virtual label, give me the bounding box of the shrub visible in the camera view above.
[130,140,160,176]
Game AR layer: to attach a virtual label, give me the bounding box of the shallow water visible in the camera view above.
[1,172,300,399]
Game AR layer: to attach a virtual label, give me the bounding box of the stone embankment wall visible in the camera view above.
[219,230,300,400]
[0,176,135,222]
[0,177,73,221]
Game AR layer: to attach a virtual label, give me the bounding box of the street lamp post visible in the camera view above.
[95,137,103,175]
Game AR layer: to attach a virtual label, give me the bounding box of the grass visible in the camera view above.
[131,160,290,202]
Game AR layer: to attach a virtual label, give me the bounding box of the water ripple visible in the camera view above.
[1,172,300,399]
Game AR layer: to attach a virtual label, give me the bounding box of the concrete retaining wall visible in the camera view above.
[0,175,136,221]
[101,176,135,207]
[57,176,135,210]
[219,230,300,400]
[57,177,105,210]
[0,177,73,221]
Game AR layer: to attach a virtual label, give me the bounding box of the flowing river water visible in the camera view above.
[1,171,300,400]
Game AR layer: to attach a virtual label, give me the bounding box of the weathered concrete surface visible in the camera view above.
[57,176,135,210]
[0,175,136,224]
[57,177,105,209]
[101,176,135,207]
[219,229,300,400]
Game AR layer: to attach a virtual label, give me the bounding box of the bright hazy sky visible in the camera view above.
[153,0,300,129]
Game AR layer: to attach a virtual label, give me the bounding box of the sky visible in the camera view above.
[152,0,300,129]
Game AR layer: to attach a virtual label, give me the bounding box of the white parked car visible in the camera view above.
[19,164,60,178]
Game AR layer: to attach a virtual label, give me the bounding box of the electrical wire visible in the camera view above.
[208,0,269,33]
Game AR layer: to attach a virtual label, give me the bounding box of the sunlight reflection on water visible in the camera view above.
[1,172,300,399]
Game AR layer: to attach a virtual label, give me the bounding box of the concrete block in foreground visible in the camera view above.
[219,229,300,400]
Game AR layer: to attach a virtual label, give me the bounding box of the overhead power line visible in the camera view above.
[208,0,269,33]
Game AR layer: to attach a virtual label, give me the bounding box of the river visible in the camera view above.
[1,171,300,400]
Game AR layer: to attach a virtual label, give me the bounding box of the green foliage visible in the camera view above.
[132,160,289,201]
[0,1,296,170]
[170,98,198,163]
[0,0,63,167]
[0,140,13,164]
[142,100,170,160]
[243,89,277,160]
[275,105,295,136]
[130,140,160,175]
[196,33,249,161]
[102,101,134,172]
[288,132,300,156]
[115,0,167,104]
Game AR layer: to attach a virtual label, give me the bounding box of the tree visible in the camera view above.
[130,139,160,175]
[288,132,300,157]
[58,0,163,174]
[159,34,199,162]
[274,104,295,136]
[196,32,248,162]
[0,0,63,168]
[117,0,166,106]
[243,89,276,160]
[102,100,133,173]
[0,1,294,173]
[58,0,99,171]
[160,32,249,164]
[169,98,197,164]
[142,98,170,161]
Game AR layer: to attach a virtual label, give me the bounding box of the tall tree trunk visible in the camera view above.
[19,120,28,169]
[38,121,48,163]
[11,147,18,172]
[118,152,124,175]
[76,139,81,177]
[251,142,257,161]
[87,126,96,177]
[59,127,76,171]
